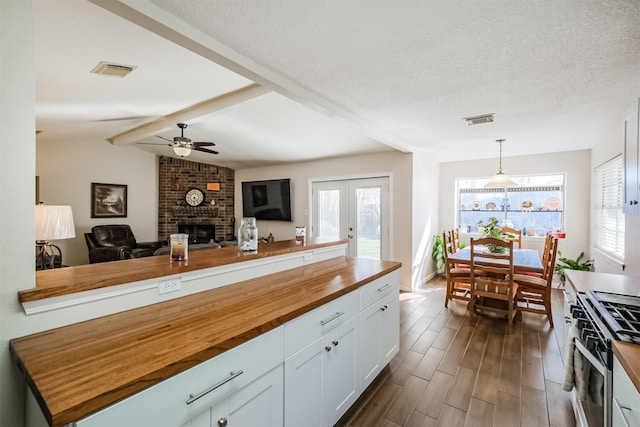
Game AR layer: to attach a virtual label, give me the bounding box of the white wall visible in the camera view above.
[412,150,440,288]
[591,118,640,276]
[2,2,35,425]
[36,138,159,265]
[235,151,417,290]
[439,150,592,265]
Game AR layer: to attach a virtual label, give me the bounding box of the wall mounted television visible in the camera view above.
[241,178,292,221]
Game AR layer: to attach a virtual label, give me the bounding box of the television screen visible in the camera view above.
[242,179,292,221]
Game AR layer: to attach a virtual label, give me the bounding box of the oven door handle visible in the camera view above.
[574,340,606,376]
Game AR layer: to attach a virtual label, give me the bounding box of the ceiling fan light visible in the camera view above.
[173,146,191,157]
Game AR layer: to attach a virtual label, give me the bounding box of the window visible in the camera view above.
[593,155,624,260]
[457,174,565,236]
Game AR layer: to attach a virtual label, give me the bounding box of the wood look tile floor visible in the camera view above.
[338,276,576,427]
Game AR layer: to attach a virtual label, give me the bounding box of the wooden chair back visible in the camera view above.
[513,235,558,327]
[469,237,518,333]
[501,226,522,248]
[443,229,472,307]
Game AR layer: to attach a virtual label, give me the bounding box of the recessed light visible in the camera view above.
[463,113,495,125]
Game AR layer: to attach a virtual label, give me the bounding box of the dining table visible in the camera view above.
[447,246,543,274]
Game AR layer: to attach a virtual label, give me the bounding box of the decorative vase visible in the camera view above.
[238,217,258,251]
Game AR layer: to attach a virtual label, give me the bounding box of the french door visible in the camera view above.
[311,177,389,259]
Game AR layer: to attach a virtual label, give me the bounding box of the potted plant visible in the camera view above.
[432,234,446,275]
[477,216,505,253]
[554,251,594,285]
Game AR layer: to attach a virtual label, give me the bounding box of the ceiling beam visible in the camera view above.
[108,83,270,145]
[91,0,413,153]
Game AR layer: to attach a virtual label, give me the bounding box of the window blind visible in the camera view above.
[593,155,624,260]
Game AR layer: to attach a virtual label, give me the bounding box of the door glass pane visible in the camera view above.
[356,187,381,259]
[318,189,340,238]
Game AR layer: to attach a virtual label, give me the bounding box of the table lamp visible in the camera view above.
[35,204,76,270]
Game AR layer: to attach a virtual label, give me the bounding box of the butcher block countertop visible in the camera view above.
[22,238,343,303]
[11,255,401,427]
[566,270,640,392]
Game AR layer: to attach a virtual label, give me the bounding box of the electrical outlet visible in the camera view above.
[158,278,182,294]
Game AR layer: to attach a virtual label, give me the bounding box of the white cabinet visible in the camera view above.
[74,327,284,427]
[283,270,400,427]
[358,274,399,392]
[623,98,640,214]
[182,365,283,427]
[613,355,640,426]
[284,300,359,427]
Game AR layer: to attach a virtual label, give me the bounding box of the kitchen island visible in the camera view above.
[11,242,401,427]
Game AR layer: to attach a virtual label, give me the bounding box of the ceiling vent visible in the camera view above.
[90,61,137,78]
[463,113,495,125]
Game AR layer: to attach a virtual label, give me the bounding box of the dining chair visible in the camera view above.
[500,226,522,248]
[469,237,519,333]
[513,235,559,327]
[443,229,472,308]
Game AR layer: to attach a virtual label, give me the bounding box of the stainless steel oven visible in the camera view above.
[567,289,640,427]
[569,292,613,427]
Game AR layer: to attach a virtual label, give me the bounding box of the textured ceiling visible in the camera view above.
[40,0,640,167]
[146,0,640,161]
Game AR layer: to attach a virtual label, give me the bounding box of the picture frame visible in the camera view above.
[91,183,127,218]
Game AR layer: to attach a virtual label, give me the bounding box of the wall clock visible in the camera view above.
[185,188,204,207]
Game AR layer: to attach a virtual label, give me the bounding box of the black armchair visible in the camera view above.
[85,225,163,264]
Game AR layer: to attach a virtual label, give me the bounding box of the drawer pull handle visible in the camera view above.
[378,283,392,292]
[333,340,339,346]
[218,417,228,427]
[325,345,332,352]
[186,370,244,405]
[321,311,345,325]
[380,304,389,311]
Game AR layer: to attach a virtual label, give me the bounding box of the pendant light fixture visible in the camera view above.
[485,139,517,188]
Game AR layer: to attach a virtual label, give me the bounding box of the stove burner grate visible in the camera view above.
[585,290,640,344]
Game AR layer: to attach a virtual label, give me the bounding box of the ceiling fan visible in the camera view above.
[137,123,219,157]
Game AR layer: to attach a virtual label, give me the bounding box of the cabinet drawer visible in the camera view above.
[75,326,284,427]
[360,271,399,310]
[614,356,640,406]
[284,290,359,358]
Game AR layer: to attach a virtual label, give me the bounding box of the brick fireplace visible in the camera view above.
[158,156,235,242]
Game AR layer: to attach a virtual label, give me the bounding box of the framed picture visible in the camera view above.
[91,183,127,218]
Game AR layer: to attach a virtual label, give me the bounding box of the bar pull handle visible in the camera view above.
[378,283,392,292]
[186,370,244,405]
[321,311,344,325]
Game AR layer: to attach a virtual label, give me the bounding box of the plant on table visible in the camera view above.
[477,216,505,253]
[554,251,594,285]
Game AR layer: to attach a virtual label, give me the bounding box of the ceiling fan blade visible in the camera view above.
[154,135,174,143]
[137,142,172,146]
[194,147,219,155]
[192,141,216,147]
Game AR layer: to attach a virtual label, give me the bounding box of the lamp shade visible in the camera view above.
[35,205,76,241]
[485,172,518,188]
[173,146,191,157]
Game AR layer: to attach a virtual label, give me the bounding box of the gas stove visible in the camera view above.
[582,290,640,345]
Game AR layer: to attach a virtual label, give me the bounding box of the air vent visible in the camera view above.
[90,61,137,78]
[463,113,495,125]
